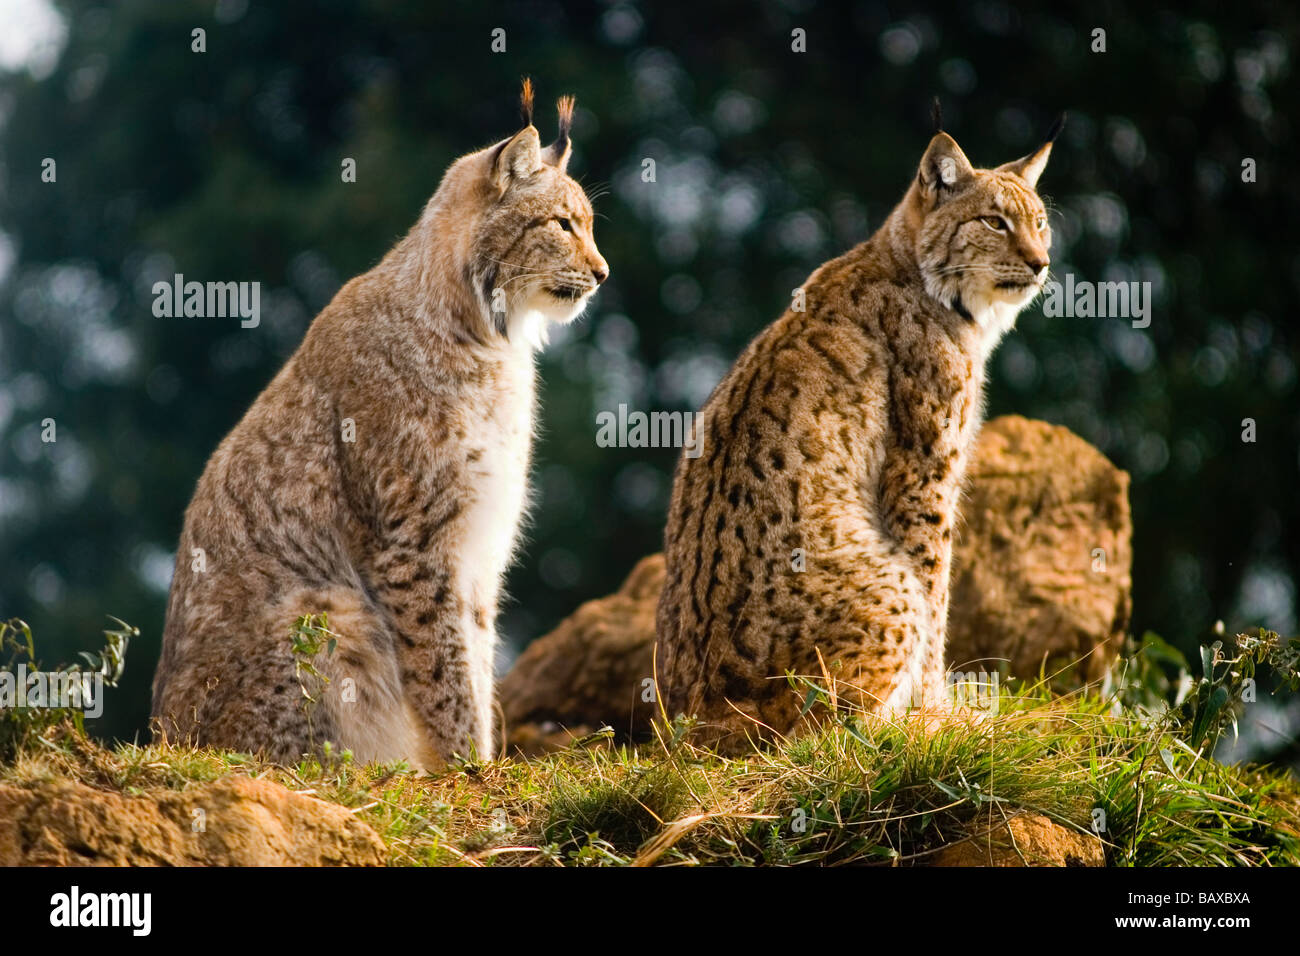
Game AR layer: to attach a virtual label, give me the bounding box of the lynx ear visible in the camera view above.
[491,126,542,191]
[542,95,575,172]
[490,79,543,193]
[998,113,1065,188]
[917,131,974,198]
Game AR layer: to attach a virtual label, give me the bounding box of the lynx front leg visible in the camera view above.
[461,600,499,760]
[878,465,959,710]
[878,415,970,709]
[365,528,485,766]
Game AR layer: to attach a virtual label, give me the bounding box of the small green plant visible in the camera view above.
[1182,628,1300,751]
[290,613,338,700]
[1111,627,1300,757]
[0,616,137,761]
[289,613,339,745]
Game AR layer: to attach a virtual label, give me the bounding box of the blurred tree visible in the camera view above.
[0,0,1296,760]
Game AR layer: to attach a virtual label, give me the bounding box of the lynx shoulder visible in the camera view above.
[656,118,1060,752]
[152,82,608,767]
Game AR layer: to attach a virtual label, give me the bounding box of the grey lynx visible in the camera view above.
[656,117,1060,752]
[153,82,608,767]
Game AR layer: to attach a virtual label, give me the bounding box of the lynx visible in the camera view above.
[153,82,609,767]
[656,116,1060,752]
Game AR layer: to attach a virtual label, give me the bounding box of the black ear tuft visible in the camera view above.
[1044,112,1066,143]
[931,96,943,133]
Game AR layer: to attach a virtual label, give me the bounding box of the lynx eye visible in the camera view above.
[556,217,573,232]
[1035,216,1047,232]
[980,216,1008,232]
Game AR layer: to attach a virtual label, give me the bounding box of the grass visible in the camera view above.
[2,681,1297,866]
[3,620,1298,866]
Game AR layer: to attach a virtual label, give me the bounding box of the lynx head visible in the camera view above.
[430,79,608,349]
[902,114,1061,344]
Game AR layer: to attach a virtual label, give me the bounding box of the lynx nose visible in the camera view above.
[1025,254,1049,275]
[591,264,609,285]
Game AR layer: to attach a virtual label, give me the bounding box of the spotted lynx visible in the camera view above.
[656,117,1060,752]
[153,82,609,767]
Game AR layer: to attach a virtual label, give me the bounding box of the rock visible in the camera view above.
[0,776,386,866]
[502,416,1132,751]
[500,554,664,755]
[930,810,1106,867]
[948,414,1132,684]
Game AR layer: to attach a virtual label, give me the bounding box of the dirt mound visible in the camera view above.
[0,775,385,866]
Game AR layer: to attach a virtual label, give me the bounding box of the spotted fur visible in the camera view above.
[655,125,1056,753]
